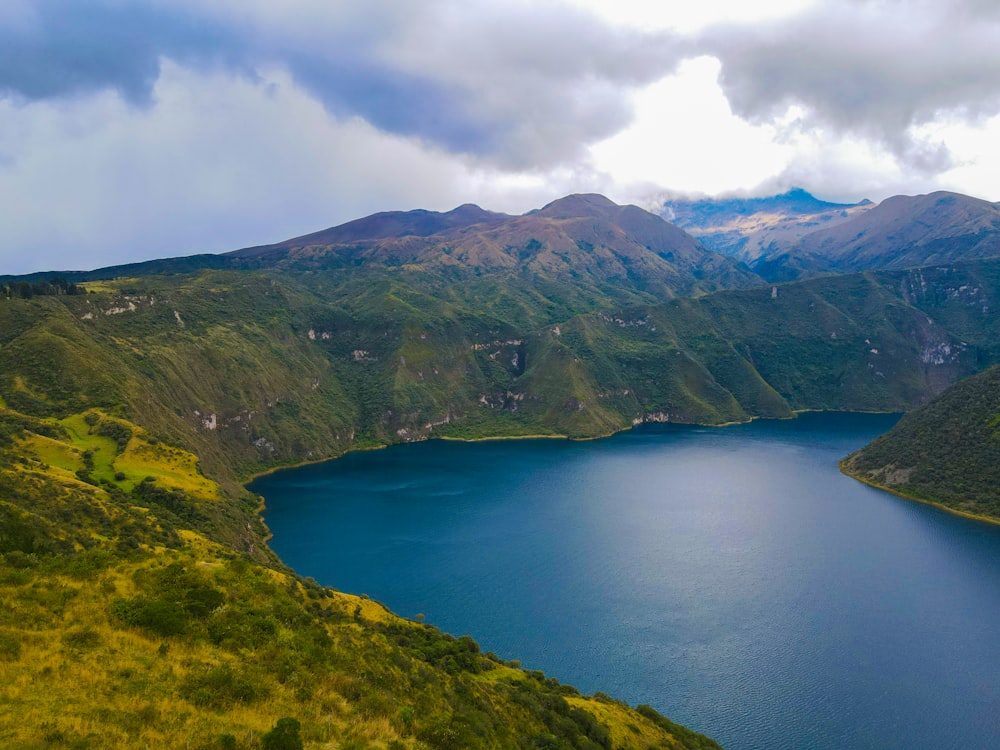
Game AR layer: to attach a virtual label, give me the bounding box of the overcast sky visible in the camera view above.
[2,0,999,274]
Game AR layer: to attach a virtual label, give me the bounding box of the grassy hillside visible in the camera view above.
[2,253,1000,747]
[0,408,720,749]
[841,365,1000,521]
[2,259,998,483]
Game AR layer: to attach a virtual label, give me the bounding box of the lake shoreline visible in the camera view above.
[257,410,999,750]
[839,461,1000,527]
[243,408,902,486]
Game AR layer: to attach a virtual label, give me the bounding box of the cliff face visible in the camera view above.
[2,259,998,490]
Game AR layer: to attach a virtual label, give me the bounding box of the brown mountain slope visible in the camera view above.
[229,193,761,300]
[757,191,1000,280]
[661,188,874,261]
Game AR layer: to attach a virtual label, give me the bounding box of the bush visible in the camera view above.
[0,631,21,661]
[61,627,102,650]
[180,664,259,709]
[261,717,303,750]
[112,597,188,636]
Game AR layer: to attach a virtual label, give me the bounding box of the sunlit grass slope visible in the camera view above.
[0,408,719,749]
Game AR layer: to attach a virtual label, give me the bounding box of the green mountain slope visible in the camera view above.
[2,210,1000,746]
[841,365,1000,521]
[2,259,998,483]
[0,409,718,749]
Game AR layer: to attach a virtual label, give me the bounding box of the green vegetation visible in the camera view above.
[842,365,1000,521]
[0,249,750,744]
[1,221,999,746]
[0,404,716,748]
[0,276,82,299]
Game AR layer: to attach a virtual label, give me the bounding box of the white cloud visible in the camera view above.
[589,57,795,196]
[563,0,818,33]
[0,63,460,273]
[912,114,1000,202]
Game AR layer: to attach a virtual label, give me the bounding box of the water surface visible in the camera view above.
[252,414,1000,750]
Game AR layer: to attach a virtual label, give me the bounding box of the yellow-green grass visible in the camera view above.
[0,545,414,749]
[16,411,221,501]
[19,432,83,474]
[566,696,692,750]
[56,413,120,477]
[116,440,219,500]
[77,280,130,294]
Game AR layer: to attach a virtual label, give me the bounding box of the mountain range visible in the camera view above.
[1,188,999,747]
[661,188,874,262]
[229,192,758,301]
[662,188,1000,282]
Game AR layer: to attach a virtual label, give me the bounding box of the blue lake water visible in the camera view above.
[251,413,1000,750]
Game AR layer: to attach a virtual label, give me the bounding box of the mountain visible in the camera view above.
[3,194,1000,746]
[841,365,1000,521]
[0,230,745,746]
[660,188,1000,283]
[238,202,512,252]
[756,191,1000,280]
[4,194,763,309]
[229,193,761,301]
[660,188,874,262]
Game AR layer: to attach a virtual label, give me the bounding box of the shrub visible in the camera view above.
[61,627,102,650]
[261,717,303,750]
[0,631,21,661]
[111,597,188,636]
[180,664,259,709]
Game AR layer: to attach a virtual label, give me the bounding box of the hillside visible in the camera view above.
[841,365,1000,521]
[1,259,998,482]
[755,191,1000,280]
[0,409,719,749]
[3,202,1000,746]
[228,194,760,301]
[4,194,762,314]
[659,189,873,262]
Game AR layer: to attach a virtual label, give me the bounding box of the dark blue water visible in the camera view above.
[252,413,1000,750]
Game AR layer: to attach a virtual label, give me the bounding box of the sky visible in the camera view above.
[1,0,999,274]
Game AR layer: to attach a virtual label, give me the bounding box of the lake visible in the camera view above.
[251,413,1000,750]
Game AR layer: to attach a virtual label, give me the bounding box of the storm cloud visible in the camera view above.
[0,0,683,169]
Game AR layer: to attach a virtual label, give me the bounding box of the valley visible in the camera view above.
[1,190,999,748]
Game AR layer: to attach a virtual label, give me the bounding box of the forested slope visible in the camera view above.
[842,365,1000,521]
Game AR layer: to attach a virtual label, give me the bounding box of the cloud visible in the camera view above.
[699,0,1000,172]
[1,0,999,274]
[0,0,684,170]
[0,61,594,275]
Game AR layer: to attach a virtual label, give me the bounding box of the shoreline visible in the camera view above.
[839,461,1000,528]
[438,432,569,442]
[242,408,904,487]
[243,442,391,484]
